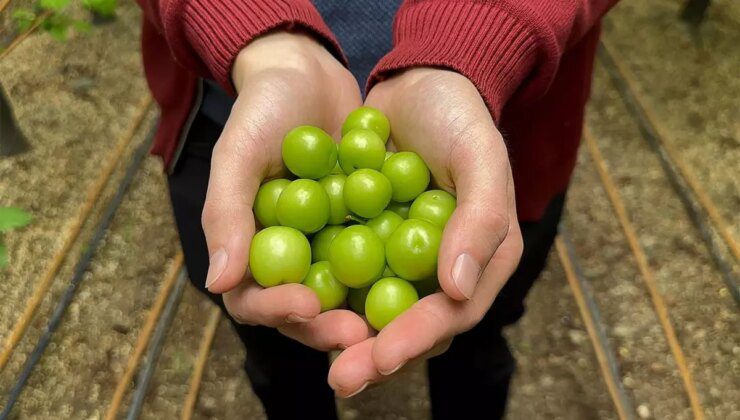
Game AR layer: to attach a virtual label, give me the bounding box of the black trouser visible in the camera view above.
[167,111,565,420]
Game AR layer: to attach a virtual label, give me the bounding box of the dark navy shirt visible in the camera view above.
[199,0,402,126]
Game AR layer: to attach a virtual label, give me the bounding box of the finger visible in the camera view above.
[223,282,321,327]
[437,130,512,301]
[278,309,372,351]
[328,338,377,398]
[370,293,464,374]
[329,331,451,398]
[201,100,273,294]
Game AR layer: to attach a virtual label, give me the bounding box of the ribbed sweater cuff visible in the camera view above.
[368,1,539,122]
[180,0,345,96]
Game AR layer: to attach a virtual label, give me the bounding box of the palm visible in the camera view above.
[204,32,371,352]
[229,62,361,181]
[328,68,523,397]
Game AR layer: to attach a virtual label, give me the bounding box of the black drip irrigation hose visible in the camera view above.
[0,126,154,419]
[559,226,636,419]
[597,43,740,307]
[125,269,188,420]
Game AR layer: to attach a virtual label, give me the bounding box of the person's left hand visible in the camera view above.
[327,68,524,397]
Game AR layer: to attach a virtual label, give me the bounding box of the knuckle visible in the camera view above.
[460,302,487,333]
[416,300,450,333]
[486,210,510,240]
[200,198,223,233]
[224,297,256,326]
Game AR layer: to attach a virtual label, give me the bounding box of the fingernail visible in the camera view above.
[286,313,311,323]
[345,382,370,398]
[379,360,406,375]
[205,248,228,289]
[452,253,480,299]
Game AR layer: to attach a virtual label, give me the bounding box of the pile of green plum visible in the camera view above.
[250,107,456,330]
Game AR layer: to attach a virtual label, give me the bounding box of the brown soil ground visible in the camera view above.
[0,0,737,419]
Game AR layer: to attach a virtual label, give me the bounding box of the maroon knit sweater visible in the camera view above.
[136,0,617,221]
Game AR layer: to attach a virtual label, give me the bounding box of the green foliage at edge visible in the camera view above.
[0,207,32,268]
[9,0,115,42]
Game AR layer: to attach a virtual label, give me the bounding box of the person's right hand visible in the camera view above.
[202,31,370,351]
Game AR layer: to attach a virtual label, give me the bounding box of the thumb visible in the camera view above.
[201,106,272,294]
[437,133,513,301]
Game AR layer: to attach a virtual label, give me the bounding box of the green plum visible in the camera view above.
[341,106,390,143]
[343,169,392,218]
[385,151,394,161]
[253,178,290,227]
[381,151,430,202]
[338,128,386,174]
[365,277,419,330]
[249,226,311,287]
[319,174,349,225]
[282,125,337,179]
[311,225,344,262]
[409,189,457,228]
[303,261,348,312]
[276,179,330,234]
[382,265,395,277]
[329,225,385,288]
[386,201,411,219]
[366,210,403,242]
[347,286,371,314]
[386,219,442,280]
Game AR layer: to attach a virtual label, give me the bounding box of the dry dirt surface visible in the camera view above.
[0,0,737,419]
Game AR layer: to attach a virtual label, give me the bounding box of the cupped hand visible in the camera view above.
[202,31,370,351]
[329,68,524,396]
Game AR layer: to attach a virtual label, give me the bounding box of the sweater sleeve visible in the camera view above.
[135,0,346,96]
[367,0,618,122]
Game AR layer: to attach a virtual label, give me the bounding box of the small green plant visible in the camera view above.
[11,9,36,32]
[0,207,32,268]
[10,0,116,42]
[83,0,116,18]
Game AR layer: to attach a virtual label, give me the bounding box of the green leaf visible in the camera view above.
[41,14,71,41]
[0,243,7,268]
[12,8,36,32]
[83,0,117,17]
[0,207,32,232]
[73,20,92,33]
[47,24,69,40]
[39,0,71,12]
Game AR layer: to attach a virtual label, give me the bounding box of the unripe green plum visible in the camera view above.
[282,126,337,179]
[319,174,350,225]
[386,201,411,219]
[366,210,403,243]
[341,106,390,143]
[249,226,311,287]
[338,129,386,174]
[381,151,430,202]
[276,179,330,234]
[303,261,348,312]
[386,219,442,281]
[253,179,290,227]
[311,225,344,262]
[344,169,392,218]
[409,189,457,228]
[329,225,385,288]
[365,277,419,330]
